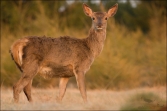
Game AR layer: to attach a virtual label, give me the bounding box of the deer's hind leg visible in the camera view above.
[13,62,38,103]
[23,80,33,102]
[56,77,69,103]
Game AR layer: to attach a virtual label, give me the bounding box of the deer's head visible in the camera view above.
[83,3,118,31]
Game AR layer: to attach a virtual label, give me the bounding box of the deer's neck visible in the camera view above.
[85,28,106,58]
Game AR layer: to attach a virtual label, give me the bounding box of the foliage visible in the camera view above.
[1,0,166,89]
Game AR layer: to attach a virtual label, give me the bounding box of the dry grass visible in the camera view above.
[1,86,166,110]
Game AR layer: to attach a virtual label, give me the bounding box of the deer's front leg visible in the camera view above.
[57,77,69,103]
[75,71,87,103]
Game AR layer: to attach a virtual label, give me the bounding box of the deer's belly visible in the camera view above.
[38,64,74,78]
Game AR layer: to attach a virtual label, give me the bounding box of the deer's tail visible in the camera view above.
[9,38,29,72]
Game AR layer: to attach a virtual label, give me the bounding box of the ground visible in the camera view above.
[1,86,166,110]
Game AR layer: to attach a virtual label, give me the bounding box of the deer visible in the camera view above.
[10,3,118,103]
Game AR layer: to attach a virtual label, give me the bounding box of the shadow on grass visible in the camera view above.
[120,92,166,111]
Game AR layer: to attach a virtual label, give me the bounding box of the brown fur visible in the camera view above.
[10,3,118,103]
[10,38,29,72]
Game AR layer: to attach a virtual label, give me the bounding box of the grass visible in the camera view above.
[120,91,166,110]
[1,86,166,110]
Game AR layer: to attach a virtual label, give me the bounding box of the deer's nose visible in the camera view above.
[98,23,102,27]
[97,25,102,28]
[96,23,103,30]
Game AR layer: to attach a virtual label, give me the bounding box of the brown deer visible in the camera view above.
[10,3,118,103]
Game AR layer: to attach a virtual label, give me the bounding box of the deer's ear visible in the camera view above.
[83,3,93,17]
[107,3,118,18]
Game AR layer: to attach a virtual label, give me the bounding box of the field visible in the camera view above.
[1,86,166,110]
[1,1,166,110]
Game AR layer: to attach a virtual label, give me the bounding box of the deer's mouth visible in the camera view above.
[97,27,103,30]
[96,26,103,30]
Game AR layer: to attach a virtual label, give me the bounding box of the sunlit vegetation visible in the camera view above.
[1,1,166,90]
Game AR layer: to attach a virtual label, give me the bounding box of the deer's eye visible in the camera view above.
[92,17,95,20]
[105,17,108,20]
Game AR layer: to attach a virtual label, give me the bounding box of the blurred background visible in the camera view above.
[1,0,166,90]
